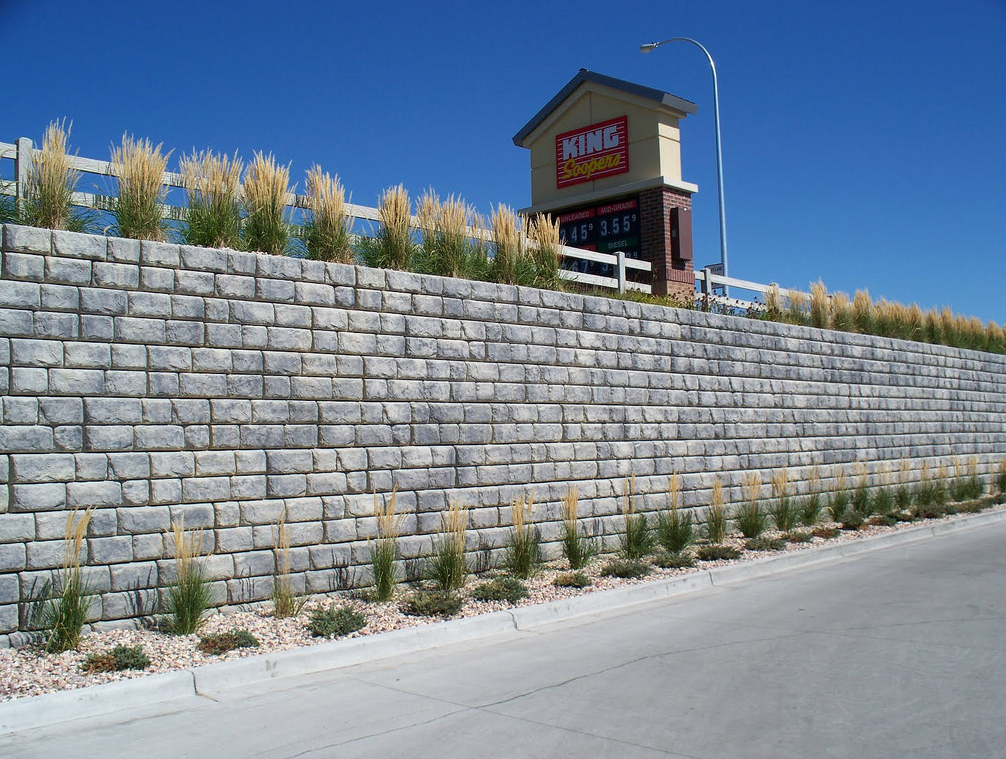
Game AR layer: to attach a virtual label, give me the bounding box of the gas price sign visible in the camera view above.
[557,196,640,275]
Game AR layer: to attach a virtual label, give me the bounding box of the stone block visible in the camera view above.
[3,224,51,253]
[92,262,139,289]
[66,480,121,508]
[48,368,104,395]
[53,230,106,260]
[64,342,111,369]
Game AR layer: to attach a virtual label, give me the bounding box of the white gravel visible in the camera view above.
[2,504,1001,702]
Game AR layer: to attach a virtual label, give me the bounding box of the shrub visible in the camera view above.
[618,476,655,560]
[600,559,651,579]
[770,469,798,531]
[33,506,94,653]
[656,474,694,553]
[180,149,243,248]
[470,577,528,604]
[695,545,741,561]
[811,526,840,539]
[504,495,541,579]
[553,571,592,588]
[197,629,260,655]
[308,604,366,638]
[82,644,150,673]
[369,489,402,602]
[272,509,306,618]
[704,480,728,544]
[242,151,292,255]
[358,184,414,270]
[110,133,170,240]
[425,502,469,592]
[785,531,813,543]
[744,536,786,551]
[20,119,87,231]
[736,472,766,538]
[559,485,598,570]
[401,590,463,618]
[653,551,696,569]
[303,165,353,263]
[165,517,214,635]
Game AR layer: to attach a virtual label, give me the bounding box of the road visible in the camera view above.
[3,520,1006,758]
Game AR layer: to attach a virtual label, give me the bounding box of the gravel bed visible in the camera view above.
[2,502,1002,702]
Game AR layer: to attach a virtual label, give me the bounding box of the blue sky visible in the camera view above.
[3,0,1005,321]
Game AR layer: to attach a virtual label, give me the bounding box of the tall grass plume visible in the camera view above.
[504,495,542,579]
[180,149,243,248]
[110,133,170,241]
[303,165,353,263]
[243,151,291,255]
[560,485,598,570]
[369,489,402,602]
[166,517,214,635]
[33,506,94,652]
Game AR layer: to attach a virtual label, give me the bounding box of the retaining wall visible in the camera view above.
[1,223,1004,644]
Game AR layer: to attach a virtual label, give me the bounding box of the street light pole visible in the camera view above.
[641,37,729,295]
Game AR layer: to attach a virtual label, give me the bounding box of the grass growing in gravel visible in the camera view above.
[770,469,798,532]
[560,485,598,570]
[470,577,528,604]
[272,510,306,618]
[704,480,728,544]
[828,470,850,523]
[82,645,150,673]
[197,629,260,655]
[369,490,402,602]
[744,536,786,551]
[33,506,94,653]
[653,551,696,569]
[656,474,694,553]
[426,502,469,592]
[619,476,655,560]
[109,133,170,241]
[695,544,741,561]
[308,605,366,638]
[799,466,823,526]
[165,518,214,635]
[736,472,767,538]
[504,495,541,579]
[997,459,1006,496]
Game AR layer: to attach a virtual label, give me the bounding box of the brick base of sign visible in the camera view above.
[638,186,693,297]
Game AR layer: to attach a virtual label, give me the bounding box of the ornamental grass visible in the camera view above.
[243,151,292,255]
[303,165,353,263]
[110,134,170,241]
[180,149,243,248]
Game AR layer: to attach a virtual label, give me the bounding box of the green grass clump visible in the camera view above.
[415,191,490,280]
[358,184,414,270]
[600,559,652,579]
[197,629,260,655]
[307,604,366,638]
[559,485,598,570]
[33,506,94,653]
[655,475,694,553]
[827,471,850,523]
[744,536,786,552]
[785,531,813,543]
[470,577,528,604]
[770,469,798,532]
[695,545,741,561]
[504,496,541,579]
[652,551,696,569]
[165,518,214,635]
[997,459,1006,496]
[736,473,767,539]
[851,464,872,516]
[272,510,306,618]
[110,133,170,241]
[82,644,150,673]
[20,119,88,231]
[704,480,728,544]
[242,151,292,255]
[180,149,243,248]
[951,457,985,502]
[369,490,402,602]
[841,510,866,531]
[618,477,655,560]
[401,590,463,618]
[553,571,592,588]
[303,165,353,263]
[425,502,469,592]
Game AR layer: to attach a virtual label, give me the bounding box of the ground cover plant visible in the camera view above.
[470,577,528,604]
[600,559,652,579]
[81,645,150,673]
[553,571,592,588]
[197,629,260,655]
[307,605,366,638]
[401,590,463,618]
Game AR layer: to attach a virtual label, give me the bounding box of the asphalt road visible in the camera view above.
[4,519,1006,758]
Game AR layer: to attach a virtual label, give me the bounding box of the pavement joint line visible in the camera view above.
[2,507,1004,736]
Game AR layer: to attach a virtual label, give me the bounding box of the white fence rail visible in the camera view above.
[2,136,793,308]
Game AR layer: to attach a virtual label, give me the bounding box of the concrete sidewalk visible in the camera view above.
[3,512,1006,757]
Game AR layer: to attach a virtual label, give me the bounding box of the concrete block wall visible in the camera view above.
[1,223,1005,643]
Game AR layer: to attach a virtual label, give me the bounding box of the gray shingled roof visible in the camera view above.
[512,69,697,147]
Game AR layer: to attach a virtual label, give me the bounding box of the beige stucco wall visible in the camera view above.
[526,85,685,208]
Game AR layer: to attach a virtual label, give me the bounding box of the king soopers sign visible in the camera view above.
[555,116,629,189]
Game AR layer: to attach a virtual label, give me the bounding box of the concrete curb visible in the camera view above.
[3,508,1004,734]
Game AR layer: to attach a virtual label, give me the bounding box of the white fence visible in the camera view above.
[1,135,789,308]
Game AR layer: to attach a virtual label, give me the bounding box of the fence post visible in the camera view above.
[15,137,32,203]
[617,250,626,294]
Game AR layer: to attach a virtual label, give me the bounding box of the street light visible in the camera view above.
[641,37,729,295]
